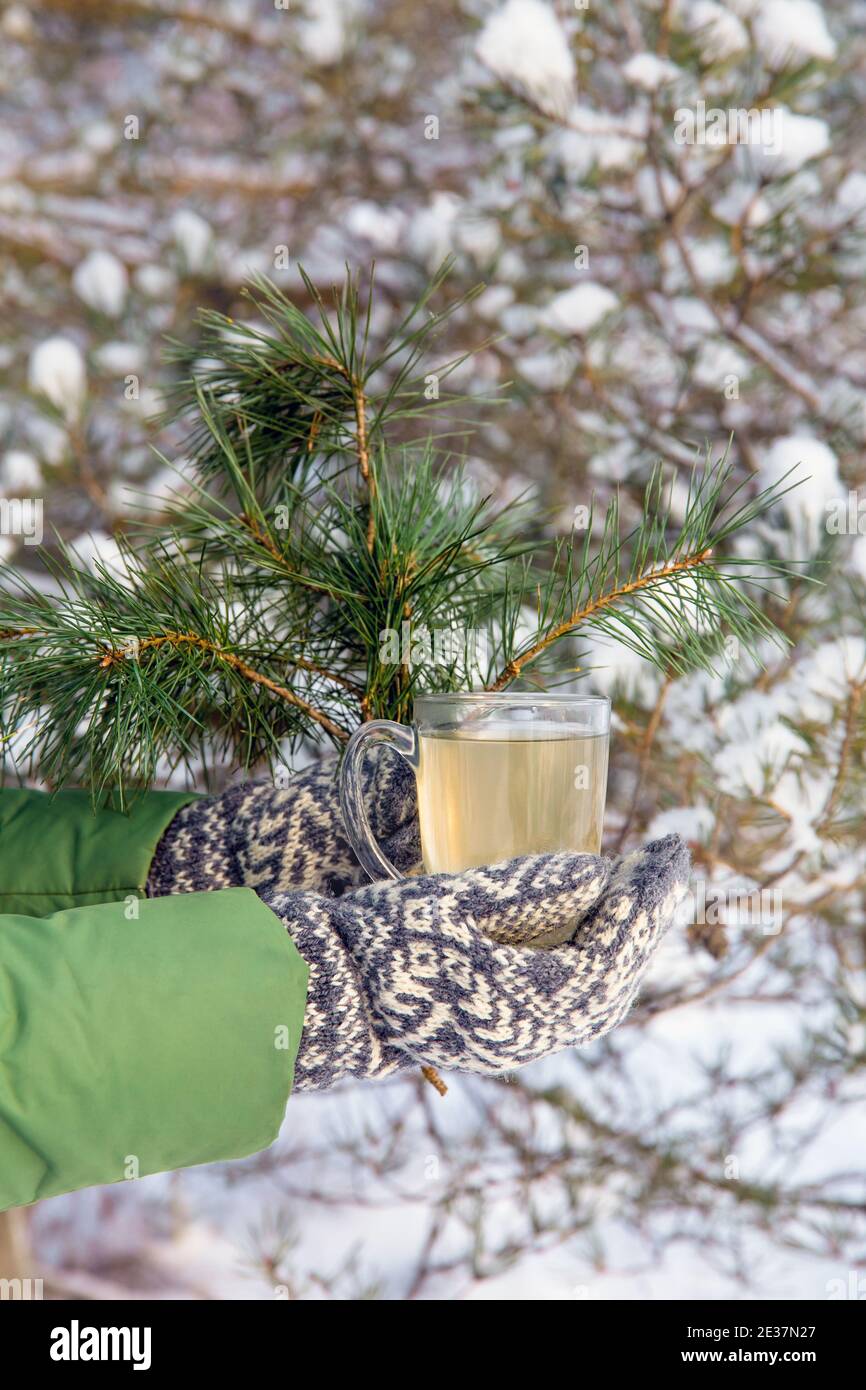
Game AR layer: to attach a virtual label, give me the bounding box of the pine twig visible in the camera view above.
[819,680,865,831]
[421,1065,448,1098]
[239,511,284,564]
[487,549,714,690]
[97,631,352,742]
[310,353,376,552]
[353,377,376,554]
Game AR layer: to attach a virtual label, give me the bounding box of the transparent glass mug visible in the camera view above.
[338,693,611,882]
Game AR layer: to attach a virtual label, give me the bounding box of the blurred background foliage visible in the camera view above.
[1,0,865,1300]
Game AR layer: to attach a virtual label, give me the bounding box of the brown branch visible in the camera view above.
[486,549,714,691]
[310,355,376,552]
[0,214,81,267]
[239,511,283,564]
[123,157,311,200]
[614,673,672,852]
[630,932,778,1021]
[6,623,356,736]
[421,1065,448,1098]
[307,410,323,453]
[68,422,113,519]
[39,0,286,48]
[285,655,364,698]
[649,157,824,414]
[227,651,349,741]
[352,376,376,553]
[820,679,864,831]
[99,630,351,742]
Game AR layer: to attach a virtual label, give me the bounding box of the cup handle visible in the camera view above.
[338,720,420,882]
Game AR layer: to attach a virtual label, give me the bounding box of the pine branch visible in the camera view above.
[97,631,351,743]
[485,448,806,691]
[488,547,713,689]
[0,267,808,800]
[0,544,357,802]
[161,261,491,498]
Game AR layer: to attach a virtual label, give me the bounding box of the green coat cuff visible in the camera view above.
[0,887,308,1211]
[0,787,200,916]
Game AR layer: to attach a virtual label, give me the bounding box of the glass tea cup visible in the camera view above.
[338,693,610,882]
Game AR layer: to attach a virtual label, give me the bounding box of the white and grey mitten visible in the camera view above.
[147,758,688,1088]
[260,835,689,1090]
[147,751,420,899]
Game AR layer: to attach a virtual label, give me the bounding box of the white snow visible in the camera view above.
[518,347,577,391]
[835,171,866,214]
[635,164,679,220]
[588,639,659,705]
[72,249,128,317]
[661,295,718,339]
[0,448,42,492]
[108,466,183,518]
[407,192,462,270]
[28,336,87,421]
[0,181,35,215]
[748,110,830,176]
[692,338,751,389]
[753,0,836,67]
[500,302,539,338]
[454,214,502,266]
[623,53,680,91]
[711,182,772,227]
[476,0,577,120]
[171,209,213,273]
[646,805,715,842]
[81,120,117,154]
[298,0,356,66]
[792,637,866,718]
[120,384,164,420]
[92,341,147,375]
[850,535,866,582]
[343,201,406,252]
[134,263,178,298]
[550,105,646,177]
[539,282,618,335]
[1,5,33,40]
[771,766,835,853]
[680,1,749,61]
[757,435,840,554]
[686,237,736,286]
[712,716,807,798]
[26,415,68,465]
[475,284,515,321]
[588,440,639,483]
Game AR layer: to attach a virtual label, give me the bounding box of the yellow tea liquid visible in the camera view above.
[417,722,608,874]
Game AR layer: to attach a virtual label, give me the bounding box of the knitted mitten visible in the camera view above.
[146,751,420,899]
[261,834,689,1090]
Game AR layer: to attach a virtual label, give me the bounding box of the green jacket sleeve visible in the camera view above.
[0,786,199,917]
[0,790,309,1212]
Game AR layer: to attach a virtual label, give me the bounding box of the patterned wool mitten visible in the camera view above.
[260,834,689,1090]
[147,751,420,899]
